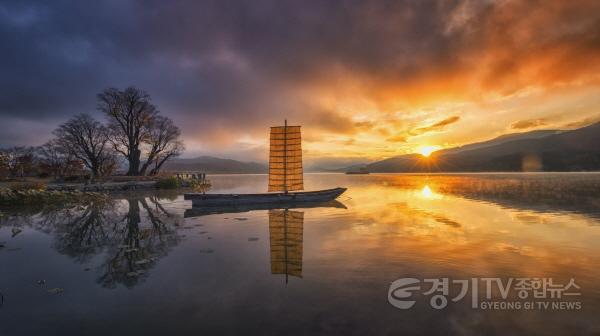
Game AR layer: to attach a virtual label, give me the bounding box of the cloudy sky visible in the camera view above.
[1,0,599,165]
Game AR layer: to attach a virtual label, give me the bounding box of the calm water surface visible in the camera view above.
[1,173,600,335]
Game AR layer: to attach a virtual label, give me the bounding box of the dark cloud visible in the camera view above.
[0,0,599,156]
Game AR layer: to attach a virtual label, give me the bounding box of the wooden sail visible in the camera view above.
[269,209,304,280]
[268,121,303,192]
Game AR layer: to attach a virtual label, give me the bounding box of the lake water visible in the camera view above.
[1,173,600,335]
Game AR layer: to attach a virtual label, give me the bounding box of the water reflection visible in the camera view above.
[40,197,118,262]
[98,196,182,288]
[1,174,599,335]
[269,210,304,283]
[410,174,600,219]
[185,200,338,284]
[1,194,182,288]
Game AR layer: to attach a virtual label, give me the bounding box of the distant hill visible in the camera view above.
[163,156,267,174]
[305,158,372,172]
[364,123,600,172]
[441,129,563,155]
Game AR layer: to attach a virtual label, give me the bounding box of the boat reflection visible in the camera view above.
[183,199,346,218]
[184,199,346,284]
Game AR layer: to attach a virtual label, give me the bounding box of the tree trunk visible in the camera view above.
[149,154,171,175]
[125,199,141,247]
[127,148,141,176]
[139,157,152,176]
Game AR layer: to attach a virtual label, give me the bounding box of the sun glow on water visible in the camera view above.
[421,185,434,198]
[420,185,443,200]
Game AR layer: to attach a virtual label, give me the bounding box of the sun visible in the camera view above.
[416,145,440,157]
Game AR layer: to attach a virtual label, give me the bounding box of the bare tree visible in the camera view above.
[0,147,36,179]
[54,114,112,178]
[140,116,184,175]
[37,140,83,179]
[98,152,119,177]
[97,87,158,176]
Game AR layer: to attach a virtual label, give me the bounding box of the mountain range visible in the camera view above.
[164,123,600,174]
[163,156,267,174]
[363,122,600,172]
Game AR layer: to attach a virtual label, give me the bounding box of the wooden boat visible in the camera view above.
[185,188,346,207]
[185,120,347,206]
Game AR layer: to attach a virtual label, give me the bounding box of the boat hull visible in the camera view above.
[184,187,347,206]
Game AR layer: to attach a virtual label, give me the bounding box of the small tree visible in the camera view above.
[54,114,112,178]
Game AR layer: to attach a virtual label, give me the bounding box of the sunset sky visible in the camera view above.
[1,0,599,166]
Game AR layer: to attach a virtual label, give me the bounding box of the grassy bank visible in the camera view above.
[0,175,210,205]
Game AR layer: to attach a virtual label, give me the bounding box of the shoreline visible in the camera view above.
[0,179,206,206]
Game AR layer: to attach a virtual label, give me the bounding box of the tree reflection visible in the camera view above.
[47,198,116,262]
[1,194,182,288]
[96,196,182,288]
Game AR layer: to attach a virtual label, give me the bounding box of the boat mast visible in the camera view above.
[283,120,289,281]
[284,208,289,284]
[283,119,288,194]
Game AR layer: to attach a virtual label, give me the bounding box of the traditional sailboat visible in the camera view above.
[185,120,347,206]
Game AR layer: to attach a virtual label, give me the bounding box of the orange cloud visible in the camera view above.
[385,116,460,143]
[564,116,600,129]
[411,116,461,136]
[387,134,408,143]
[511,119,547,130]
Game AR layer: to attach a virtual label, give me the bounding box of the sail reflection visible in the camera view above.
[269,210,304,283]
[184,198,334,284]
